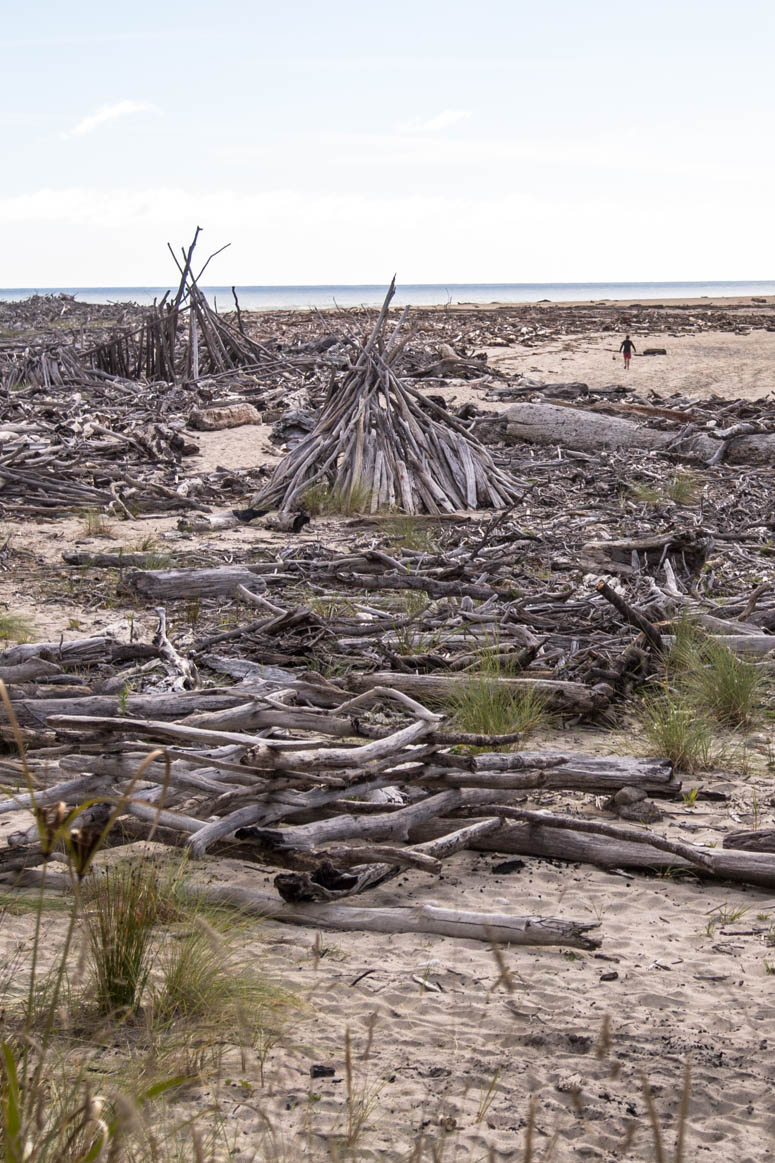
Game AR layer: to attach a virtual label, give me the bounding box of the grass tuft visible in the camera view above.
[684,637,763,728]
[84,863,160,1017]
[627,471,701,507]
[0,612,34,643]
[384,514,439,553]
[302,479,372,515]
[79,507,114,538]
[666,471,701,504]
[448,677,549,738]
[640,692,715,772]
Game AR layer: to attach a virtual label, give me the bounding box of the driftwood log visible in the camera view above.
[192,885,602,949]
[504,402,775,466]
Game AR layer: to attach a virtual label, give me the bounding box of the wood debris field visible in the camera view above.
[2,251,775,1157]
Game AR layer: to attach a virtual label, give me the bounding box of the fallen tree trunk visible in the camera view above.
[431,751,679,793]
[411,818,775,889]
[193,884,602,948]
[504,403,775,465]
[723,829,775,853]
[122,566,267,600]
[0,687,276,732]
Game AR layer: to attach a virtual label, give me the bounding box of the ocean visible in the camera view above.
[0,281,774,311]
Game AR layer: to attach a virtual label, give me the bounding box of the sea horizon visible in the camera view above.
[1,280,774,312]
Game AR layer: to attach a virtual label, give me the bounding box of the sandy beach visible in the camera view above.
[488,328,775,403]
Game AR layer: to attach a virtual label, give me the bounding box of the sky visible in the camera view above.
[1,0,773,285]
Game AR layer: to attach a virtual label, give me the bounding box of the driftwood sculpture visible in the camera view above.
[254,280,524,514]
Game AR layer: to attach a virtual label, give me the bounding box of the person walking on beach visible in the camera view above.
[619,334,636,369]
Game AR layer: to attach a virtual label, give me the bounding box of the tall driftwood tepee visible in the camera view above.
[254,281,523,515]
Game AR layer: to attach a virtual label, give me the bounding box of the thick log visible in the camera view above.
[333,570,498,601]
[0,637,158,668]
[194,884,602,948]
[471,751,678,793]
[0,687,274,730]
[410,819,775,889]
[0,775,108,815]
[701,634,775,656]
[504,402,775,466]
[484,808,714,870]
[121,566,267,600]
[723,829,775,853]
[0,660,63,684]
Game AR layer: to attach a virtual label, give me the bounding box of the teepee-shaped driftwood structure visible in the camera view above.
[86,229,269,383]
[254,281,523,514]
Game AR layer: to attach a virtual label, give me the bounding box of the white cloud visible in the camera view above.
[0,182,771,286]
[399,109,472,133]
[62,100,159,139]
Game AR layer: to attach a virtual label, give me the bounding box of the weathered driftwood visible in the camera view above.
[193,884,602,948]
[504,402,775,465]
[345,671,608,713]
[426,751,679,793]
[723,829,775,853]
[273,818,503,903]
[411,818,775,889]
[0,687,281,734]
[122,567,267,600]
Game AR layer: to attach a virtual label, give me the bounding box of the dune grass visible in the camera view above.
[640,692,717,772]
[302,479,372,515]
[640,616,766,769]
[0,612,34,643]
[683,636,764,728]
[448,676,550,738]
[84,863,161,1017]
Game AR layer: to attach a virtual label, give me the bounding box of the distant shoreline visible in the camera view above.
[387,294,775,311]
[2,283,775,314]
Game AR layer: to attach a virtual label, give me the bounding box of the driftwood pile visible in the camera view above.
[254,281,524,514]
[3,482,775,948]
[2,638,775,951]
[2,271,775,945]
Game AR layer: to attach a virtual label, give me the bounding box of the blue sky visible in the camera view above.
[2,0,773,284]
